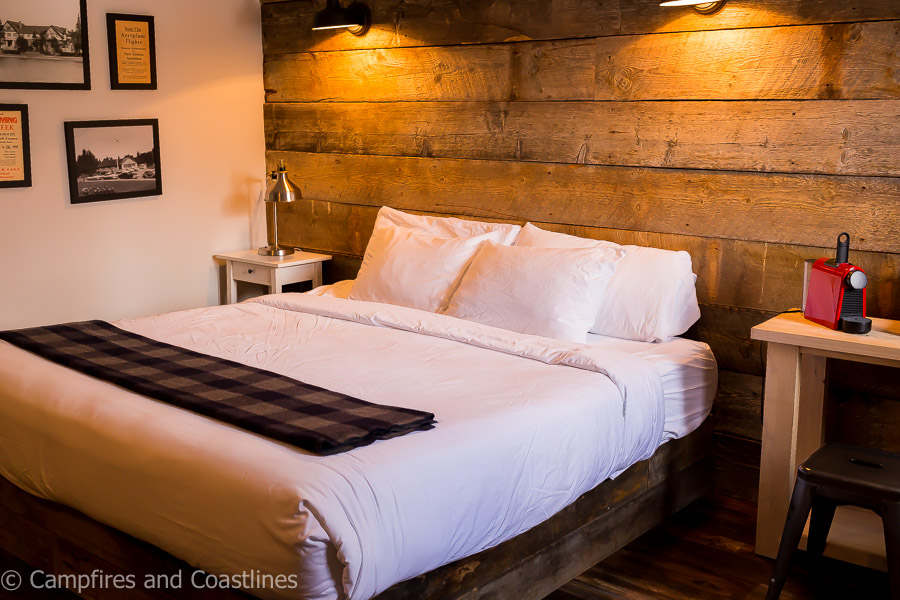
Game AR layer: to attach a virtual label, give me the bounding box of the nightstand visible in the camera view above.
[751,312,900,571]
[214,250,332,304]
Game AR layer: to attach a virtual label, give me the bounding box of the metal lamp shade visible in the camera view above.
[312,0,371,35]
[259,165,301,257]
[659,0,726,13]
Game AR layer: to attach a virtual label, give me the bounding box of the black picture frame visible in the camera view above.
[0,104,32,189]
[64,119,162,204]
[106,13,157,90]
[0,0,91,90]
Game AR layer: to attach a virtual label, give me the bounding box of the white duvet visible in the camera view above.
[0,294,666,600]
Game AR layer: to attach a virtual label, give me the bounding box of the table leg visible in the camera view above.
[313,262,323,288]
[269,269,282,295]
[796,353,827,468]
[756,343,827,558]
[225,261,237,305]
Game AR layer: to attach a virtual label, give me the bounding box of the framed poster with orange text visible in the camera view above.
[106,13,157,90]
[0,104,32,189]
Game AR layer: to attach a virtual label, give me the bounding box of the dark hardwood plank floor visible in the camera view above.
[546,495,890,600]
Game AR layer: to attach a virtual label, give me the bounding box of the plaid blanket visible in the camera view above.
[0,320,435,455]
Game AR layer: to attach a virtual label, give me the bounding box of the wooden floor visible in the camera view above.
[0,495,890,599]
[546,495,890,600]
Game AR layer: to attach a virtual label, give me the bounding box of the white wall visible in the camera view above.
[0,0,265,329]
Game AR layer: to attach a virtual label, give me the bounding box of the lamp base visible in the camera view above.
[258,245,295,257]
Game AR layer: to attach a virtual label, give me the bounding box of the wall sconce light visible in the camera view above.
[659,0,727,14]
[259,160,301,257]
[312,0,371,36]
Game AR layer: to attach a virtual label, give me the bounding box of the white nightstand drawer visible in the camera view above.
[231,261,269,285]
[215,250,332,305]
[277,263,316,286]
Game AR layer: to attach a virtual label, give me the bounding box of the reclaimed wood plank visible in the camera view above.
[826,393,900,454]
[596,21,900,101]
[829,360,900,402]
[268,151,900,253]
[512,39,597,101]
[264,22,900,102]
[263,44,514,103]
[321,252,363,285]
[713,371,763,442]
[262,0,622,55]
[687,305,772,376]
[713,433,761,502]
[265,99,900,177]
[826,360,900,453]
[261,0,900,54]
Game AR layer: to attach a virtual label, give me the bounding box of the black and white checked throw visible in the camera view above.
[0,320,435,455]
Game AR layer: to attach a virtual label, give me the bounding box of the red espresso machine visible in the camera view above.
[803,233,872,334]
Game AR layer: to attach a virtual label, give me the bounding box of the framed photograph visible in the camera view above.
[106,13,156,90]
[0,0,90,90]
[0,104,32,188]
[64,119,162,204]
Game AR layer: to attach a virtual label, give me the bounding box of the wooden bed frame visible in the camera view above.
[0,420,711,600]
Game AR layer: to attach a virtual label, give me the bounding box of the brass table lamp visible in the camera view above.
[259,160,300,257]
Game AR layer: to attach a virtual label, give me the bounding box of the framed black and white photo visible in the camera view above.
[64,119,162,204]
[106,13,156,90]
[0,0,90,90]
[0,104,32,188]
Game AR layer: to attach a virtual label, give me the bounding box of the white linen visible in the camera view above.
[584,333,717,441]
[349,226,494,312]
[315,282,717,440]
[0,294,666,600]
[514,223,702,342]
[444,241,624,342]
[374,206,521,246]
[515,222,622,252]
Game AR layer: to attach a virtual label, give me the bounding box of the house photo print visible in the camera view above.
[65,119,162,204]
[0,0,90,89]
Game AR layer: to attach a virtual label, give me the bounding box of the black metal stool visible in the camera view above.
[765,443,900,600]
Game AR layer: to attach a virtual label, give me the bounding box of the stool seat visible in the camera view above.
[800,442,900,502]
[765,443,900,600]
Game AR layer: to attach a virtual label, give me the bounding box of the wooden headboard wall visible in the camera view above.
[260,0,900,500]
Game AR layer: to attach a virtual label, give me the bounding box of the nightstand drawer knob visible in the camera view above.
[247,268,254,274]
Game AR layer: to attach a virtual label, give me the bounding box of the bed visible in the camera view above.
[0,210,717,600]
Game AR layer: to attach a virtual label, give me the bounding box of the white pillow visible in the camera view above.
[307,280,354,299]
[515,222,622,252]
[444,241,624,343]
[349,225,494,312]
[374,206,521,245]
[514,223,700,342]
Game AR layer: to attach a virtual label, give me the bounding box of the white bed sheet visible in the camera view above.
[585,333,716,442]
[315,281,717,441]
[0,293,706,600]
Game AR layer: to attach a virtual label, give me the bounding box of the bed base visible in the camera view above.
[0,420,711,600]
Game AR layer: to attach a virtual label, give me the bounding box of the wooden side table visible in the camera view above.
[214,249,332,304]
[751,312,900,570]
